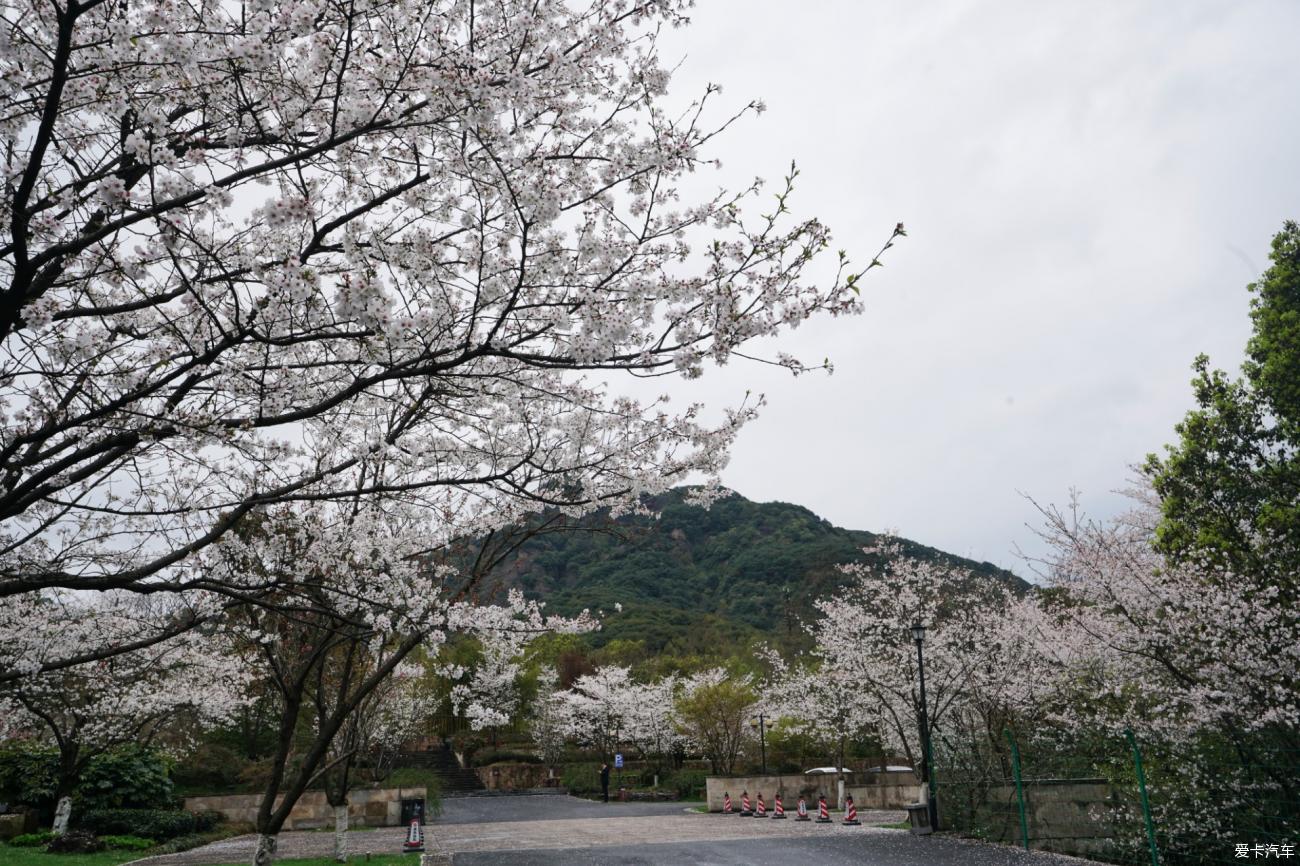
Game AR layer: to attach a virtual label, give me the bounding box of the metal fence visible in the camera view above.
[932,726,1298,865]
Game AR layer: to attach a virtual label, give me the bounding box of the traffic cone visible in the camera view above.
[842,794,861,826]
[723,791,734,814]
[401,818,424,853]
[795,797,811,822]
[815,793,832,824]
[740,790,753,817]
[770,792,786,819]
[755,792,766,817]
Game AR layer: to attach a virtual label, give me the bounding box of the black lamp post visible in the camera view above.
[911,622,937,830]
[749,713,770,775]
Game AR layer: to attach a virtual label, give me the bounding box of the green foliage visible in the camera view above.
[10,832,56,847]
[0,743,59,810]
[45,831,106,854]
[1146,220,1300,586]
[560,762,602,795]
[97,836,155,851]
[77,809,196,840]
[674,677,756,776]
[0,843,140,866]
[495,489,1026,657]
[667,769,707,800]
[191,810,223,832]
[472,749,541,767]
[379,769,442,817]
[76,746,174,811]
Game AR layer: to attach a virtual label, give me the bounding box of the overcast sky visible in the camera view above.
[627,1,1300,576]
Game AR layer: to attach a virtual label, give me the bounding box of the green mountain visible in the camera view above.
[491,488,1027,656]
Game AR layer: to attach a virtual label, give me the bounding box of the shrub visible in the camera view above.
[78,745,174,811]
[561,762,601,796]
[45,830,106,854]
[79,808,196,839]
[191,809,224,832]
[0,743,59,812]
[10,831,56,847]
[100,835,156,851]
[472,749,541,767]
[668,769,707,800]
[170,743,249,793]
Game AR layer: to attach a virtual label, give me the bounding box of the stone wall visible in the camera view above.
[705,772,918,812]
[183,786,427,831]
[959,779,1119,860]
[476,763,559,791]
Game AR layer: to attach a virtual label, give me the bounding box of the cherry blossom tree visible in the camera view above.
[796,542,1037,796]
[0,0,900,644]
[0,593,248,832]
[214,502,595,866]
[322,661,429,864]
[1024,486,1300,858]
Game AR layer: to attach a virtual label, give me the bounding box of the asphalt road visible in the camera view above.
[452,833,1102,866]
[435,794,690,824]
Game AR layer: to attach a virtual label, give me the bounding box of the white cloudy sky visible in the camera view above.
[626,1,1300,575]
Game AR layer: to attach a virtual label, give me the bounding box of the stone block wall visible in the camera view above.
[705,772,918,812]
[183,786,427,831]
[476,763,557,791]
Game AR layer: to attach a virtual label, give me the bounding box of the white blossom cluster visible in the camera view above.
[0,0,889,638]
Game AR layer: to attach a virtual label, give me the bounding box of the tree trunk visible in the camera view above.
[332,804,349,863]
[252,833,278,866]
[51,796,72,834]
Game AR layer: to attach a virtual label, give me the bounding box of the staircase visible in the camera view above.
[401,746,485,796]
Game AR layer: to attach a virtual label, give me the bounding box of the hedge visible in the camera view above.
[79,808,197,839]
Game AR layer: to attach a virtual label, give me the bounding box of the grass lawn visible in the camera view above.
[0,846,141,866]
[0,848,416,866]
[208,858,414,866]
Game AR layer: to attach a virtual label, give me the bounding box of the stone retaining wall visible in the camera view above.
[476,763,558,791]
[183,786,427,831]
[705,772,918,812]
[976,779,1119,859]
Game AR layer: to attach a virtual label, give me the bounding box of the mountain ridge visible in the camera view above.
[487,487,1028,656]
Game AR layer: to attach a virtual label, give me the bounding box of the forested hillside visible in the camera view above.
[489,488,1028,655]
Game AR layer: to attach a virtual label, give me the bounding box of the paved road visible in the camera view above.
[454,834,1103,866]
[129,795,1101,866]
[435,793,690,824]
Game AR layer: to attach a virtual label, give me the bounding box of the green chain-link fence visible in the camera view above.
[932,726,1298,865]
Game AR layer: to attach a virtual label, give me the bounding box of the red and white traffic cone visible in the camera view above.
[755,792,766,817]
[401,818,425,853]
[795,797,811,822]
[740,790,753,817]
[842,794,861,826]
[815,793,832,824]
[723,792,734,814]
[770,792,786,819]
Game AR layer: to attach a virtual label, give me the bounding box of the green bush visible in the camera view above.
[191,809,224,832]
[668,769,707,800]
[45,830,106,854]
[100,834,157,851]
[79,808,197,839]
[472,749,541,767]
[0,743,59,811]
[9,831,56,847]
[78,745,174,811]
[561,762,601,795]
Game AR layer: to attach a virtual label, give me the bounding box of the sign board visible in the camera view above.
[614,753,624,769]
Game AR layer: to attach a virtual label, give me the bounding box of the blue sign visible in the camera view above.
[614,753,624,769]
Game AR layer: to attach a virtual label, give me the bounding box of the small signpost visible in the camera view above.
[614,753,623,769]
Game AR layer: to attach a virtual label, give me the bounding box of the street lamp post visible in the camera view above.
[911,622,938,831]
[749,714,769,775]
